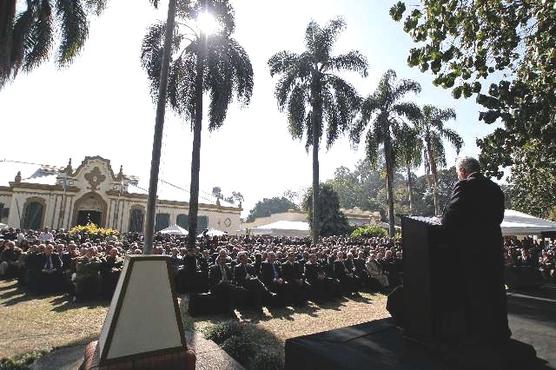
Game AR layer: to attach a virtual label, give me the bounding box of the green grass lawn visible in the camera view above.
[0,279,389,360]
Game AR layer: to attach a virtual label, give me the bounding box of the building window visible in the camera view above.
[129,208,144,233]
[22,200,45,230]
[155,213,170,232]
[176,214,188,229]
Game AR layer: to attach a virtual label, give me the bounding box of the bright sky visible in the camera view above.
[0,0,498,217]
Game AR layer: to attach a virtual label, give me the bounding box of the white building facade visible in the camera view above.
[0,156,241,233]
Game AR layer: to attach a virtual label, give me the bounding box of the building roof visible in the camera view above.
[0,159,237,209]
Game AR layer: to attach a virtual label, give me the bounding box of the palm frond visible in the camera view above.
[10,7,34,74]
[392,102,422,122]
[287,85,307,140]
[24,0,53,71]
[268,50,300,76]
[56,0,89,66]
[365,128,380,166]
[440,127,463,153]
[84,0,108,15]
[327,50,368,76]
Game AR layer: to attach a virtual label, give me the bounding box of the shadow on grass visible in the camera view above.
[50,296,109,312]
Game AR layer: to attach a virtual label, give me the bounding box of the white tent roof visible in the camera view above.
[252,220,310,236]
[501,209,556,236]
[158,224,188,236]
[198,228,226,237]
[255,220,310,231]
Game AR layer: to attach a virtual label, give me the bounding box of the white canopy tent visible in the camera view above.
[252,220,310,237]
[501,209,556,236]
[158,224,188,236]
[198,228,227,237]
[0,223,7,229]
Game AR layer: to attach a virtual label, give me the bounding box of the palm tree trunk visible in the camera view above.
[143,0,177,254]
[187,32,207,247]
[426,140,439,215]
[310,77,322,244]
[406,162,413,213]
[384,137,395,237]
[0,0,16,85]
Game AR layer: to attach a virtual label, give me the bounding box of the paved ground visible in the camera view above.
[507,284,556,368]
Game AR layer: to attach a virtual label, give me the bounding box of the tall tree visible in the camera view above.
[351,69,421,236]
[390,0,556,218]
[395,124,422,213]
[141,0,253,246]
[268,17,368,243]
[413,105,462,215]
[246,196,299,223]
[0,0,115,88]
[303,183,350,237]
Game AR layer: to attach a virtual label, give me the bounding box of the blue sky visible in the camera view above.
[0,0,498,216]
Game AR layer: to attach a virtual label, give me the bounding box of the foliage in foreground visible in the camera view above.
[0,350,47,370]
[390,0,556,219]
[204,321,284,370]
[351,225,388,239]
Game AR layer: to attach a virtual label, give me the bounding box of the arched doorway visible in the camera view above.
[73,192,107,227]
[22,197,46,230]
[129,206,145,232]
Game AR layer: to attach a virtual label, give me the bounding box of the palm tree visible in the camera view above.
[395,124,422,213]
[351,69,421,236]
[414,105,462,215]
[141,0,253,247]
[0,0,115,88]
[268,17,368,243]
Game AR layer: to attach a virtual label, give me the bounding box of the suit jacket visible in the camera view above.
[233,263,257,286]
[261,261,281,286]
[209,263,233,287]
[39,253,62,271]
[304,262,324,284]
[281,261,303,282]
[442,172,505,256]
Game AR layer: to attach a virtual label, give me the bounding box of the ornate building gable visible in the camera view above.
[71,156,119,194]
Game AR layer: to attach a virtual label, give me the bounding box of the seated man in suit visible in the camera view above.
[281,250,308,306]
[100,247,123,299]
[366,252,389,291]
[304,253,338,302]
[260,251,286,306]
[233,251,267,310]
[353,250,371,288]
[39,244,64,294]
[209,249,237,312]
[182,248,207,293]
[442,156,511,344]
[333,251,357,295]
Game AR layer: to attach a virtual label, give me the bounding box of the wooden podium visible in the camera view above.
[400,216,464,344]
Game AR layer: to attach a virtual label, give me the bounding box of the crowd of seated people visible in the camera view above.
[2,226,553,308]
[0,227,403,308]
[503,236,556,286]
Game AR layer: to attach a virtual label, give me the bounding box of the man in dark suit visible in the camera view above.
[261,252,286,306]
[234,251,267,310]
[442,156,511,344]
[209,249,236,312]
[39,244,64,294]
[281,251,307,306]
